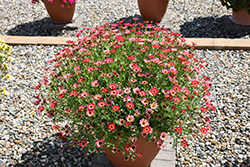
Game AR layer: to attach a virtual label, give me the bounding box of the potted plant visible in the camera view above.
[0,38,13,97]
[32,0,77,23]
[220,0,250,25]
[34,20,215,167]
[137,0,170,22]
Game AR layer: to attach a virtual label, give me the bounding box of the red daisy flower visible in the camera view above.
[69,90,77,96]
[108,123,116,131]
[200,107,207,113]
[101,88,109,93]
[143,125,153,134]
[181,140,188,147]
[150,88,159,95]
[176,127,182,133]
[37,106,44,113]
[52,125,60,130]
[112,105,120,112]
[126,102,134,109]
[200,127,207,134]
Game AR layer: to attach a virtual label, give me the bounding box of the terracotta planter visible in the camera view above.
[42,0,75,24]
[104,137,160,167]
[232,8,250,26]
[137,0,170,22]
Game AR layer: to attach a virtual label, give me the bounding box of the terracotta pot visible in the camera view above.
[232,8,250,26]
[137,0,170,22]
[42,0,75,24]
[104,137,160,167]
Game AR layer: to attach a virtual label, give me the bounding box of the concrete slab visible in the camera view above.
[223,15,250,32]
[159,13,171,29]
[41,13,85,30]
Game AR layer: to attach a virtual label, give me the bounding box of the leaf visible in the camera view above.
[229,0,237,6]
[247,6,250,14]
[239,0,250,9]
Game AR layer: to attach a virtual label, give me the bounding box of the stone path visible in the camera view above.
[92,138,175,167]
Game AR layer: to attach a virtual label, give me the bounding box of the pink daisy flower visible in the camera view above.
[160,132,168,141]
[78,105,85,111]
[139,90,146,97]
[98,101,106,108]
[47,110,55,117]
[95,139,105,148]
[64,108,72,113]
[73,66,81,71]
[86,110,95,117]
[173,97,181,104]
[91,80,100,87]
[79,139,88,148]
[110,89,118,96]
[150,103,158,110]
[132,66,141,73]
[126,115,135,122]
[37,106,44,113]
[162,69,169,74]
[139,119,148,127]
[156,140,164,149]
[150,88,159,95]
[87,103,96,110]
[108,83,117,89]
[126,102,134,109]
[81,92,89,98]
[141,98,149,105]
[182,88,190,95]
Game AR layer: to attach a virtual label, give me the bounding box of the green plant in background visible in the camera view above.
[35,21,215,161]
[0,38,13,96]
[220,0,250,14]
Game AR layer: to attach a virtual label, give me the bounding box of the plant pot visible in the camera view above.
[104,137,160,167]
[42,0,75,24]
[137,0,170,22]
[232,8,250,26]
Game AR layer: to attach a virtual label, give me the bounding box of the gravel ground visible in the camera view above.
[0,0,250,167]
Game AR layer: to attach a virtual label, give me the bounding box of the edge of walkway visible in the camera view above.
[1,36,250,50]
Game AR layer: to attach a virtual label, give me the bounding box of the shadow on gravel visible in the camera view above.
[180,15,250,38]
[8,134,93,167]
[224,157,250,167]
[6,17,75,36]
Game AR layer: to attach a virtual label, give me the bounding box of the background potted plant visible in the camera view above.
[220,0,250,25]
[0,38,13,97]
[137,0,170,22]
[35,20,215,167]
[32,0,77,23]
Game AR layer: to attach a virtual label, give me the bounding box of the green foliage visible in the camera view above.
[220,0,250,14]
[35,21,215,161]
[0,38,12,96]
